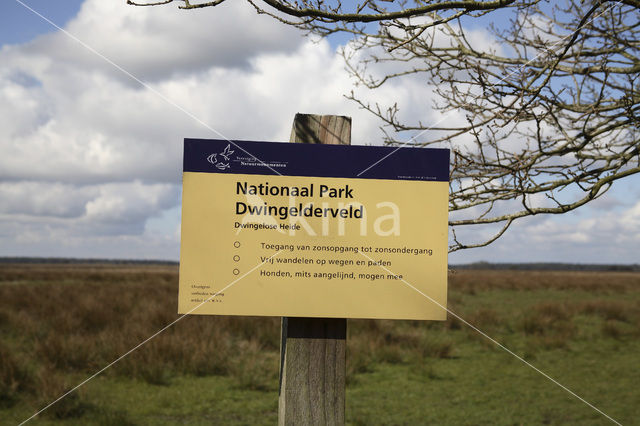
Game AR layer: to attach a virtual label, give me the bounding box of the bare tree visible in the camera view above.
[129,0,640,252]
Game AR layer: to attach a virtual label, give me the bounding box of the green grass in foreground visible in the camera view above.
[0,265,639,425]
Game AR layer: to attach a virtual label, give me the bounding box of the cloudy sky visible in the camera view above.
[1,0,638,264]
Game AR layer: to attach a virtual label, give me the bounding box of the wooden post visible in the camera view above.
[278,113,350,425]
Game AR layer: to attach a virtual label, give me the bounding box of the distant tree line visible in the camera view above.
[451,262,640,272]
[1,257,638,271]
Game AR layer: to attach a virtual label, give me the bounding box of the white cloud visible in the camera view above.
[15,0,302,81]
[0,0,401,259]
[0,181,178,234]
[83,181,178,227]
[0,9,393,186]
[449,193,640,264]
[0,181,93,218]
[1,0,639,262]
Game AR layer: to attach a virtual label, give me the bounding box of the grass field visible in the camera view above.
[0,263,639,425]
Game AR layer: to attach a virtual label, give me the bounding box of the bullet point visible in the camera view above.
[233,241,241,248]
[233,269,240,275]
[233,255,240,262]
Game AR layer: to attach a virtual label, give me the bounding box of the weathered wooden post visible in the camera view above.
[278,113,350,425]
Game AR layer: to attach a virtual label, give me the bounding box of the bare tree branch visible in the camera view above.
[129,0,640,252]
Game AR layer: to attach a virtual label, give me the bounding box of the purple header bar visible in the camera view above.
[184,139,449,182]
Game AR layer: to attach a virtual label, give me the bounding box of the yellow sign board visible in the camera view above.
[179,139,449,320]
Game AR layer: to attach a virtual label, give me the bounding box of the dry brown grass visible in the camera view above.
[1,263,638,414]
[520,302,577,349]
[449,269,640,293]
[513,298,640,353]
[0,263,286,414]
[0,262,177,283]
[0,342,32,408]
[0,264,455,387]
[33,367,91,419]
[347,320,454,373]
[576,300,634,322]
[464,308,502,329]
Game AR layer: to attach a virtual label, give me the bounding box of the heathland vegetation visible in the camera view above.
[0,262,638,424]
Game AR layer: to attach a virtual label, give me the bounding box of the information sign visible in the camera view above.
[179,139,449,320]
